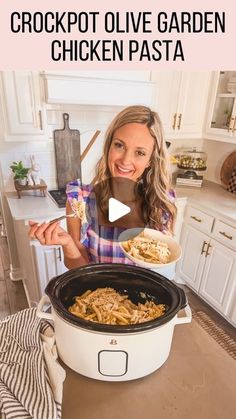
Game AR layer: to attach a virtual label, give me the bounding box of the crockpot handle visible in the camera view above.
[175,304,192,325]
[36,295,54,321]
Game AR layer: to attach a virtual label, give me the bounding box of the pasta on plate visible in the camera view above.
[68,287,166,325]
[121,235,171,264]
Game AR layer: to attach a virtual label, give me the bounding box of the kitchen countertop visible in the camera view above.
[5,191,65,221]
[175,180,236,224]
[4,180,236,224]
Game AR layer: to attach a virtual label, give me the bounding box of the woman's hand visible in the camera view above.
[28,220,73,247]
[28,220,89,268]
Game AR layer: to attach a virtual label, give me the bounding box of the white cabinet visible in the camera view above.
[0,71,46,141]
[228,293,236,327]
[176,205,236,324]
[43,70,151,82]
[204,71,236,143]
[176,224,207,290]
[200,239,236,315]
[151,71,210,139]
[31,243,67,297]
[44,72,154,107]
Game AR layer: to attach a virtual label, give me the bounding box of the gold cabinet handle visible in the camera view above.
[190,215,202,223]
[177,113,182,130]
[201,240,208,255]
[172,113,177,130]
[233,117,236,134]
[38,110,43,130]
[205,243,212,257]
[228,117,234,132]
[219,231,233,240]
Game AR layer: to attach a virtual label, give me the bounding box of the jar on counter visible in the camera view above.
[177,148,207,171]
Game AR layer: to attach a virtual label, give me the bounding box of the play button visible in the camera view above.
[79,177,145,242]
[108,198,131,222]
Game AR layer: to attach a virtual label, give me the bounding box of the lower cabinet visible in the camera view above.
[199,238,236,315]
[176,224,207,290]
[31,242,67,297]
[228,294,236,327]
[176,223,236,322]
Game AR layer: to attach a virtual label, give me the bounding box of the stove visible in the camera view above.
[48,189,67,208]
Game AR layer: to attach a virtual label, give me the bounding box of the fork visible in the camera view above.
[48,213,77,225]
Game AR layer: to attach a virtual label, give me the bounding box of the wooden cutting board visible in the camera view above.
[220,151,236,188]
[53,113,81,189]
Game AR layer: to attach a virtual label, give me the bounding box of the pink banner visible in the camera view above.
[0,0,235,69]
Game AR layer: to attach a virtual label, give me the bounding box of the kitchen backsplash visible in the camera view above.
[0,103,235,191]
[0,104,122,190]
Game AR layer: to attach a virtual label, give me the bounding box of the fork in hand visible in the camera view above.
[48,213,77,225]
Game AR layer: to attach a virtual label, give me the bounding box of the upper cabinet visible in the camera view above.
[151,71,211,140]
[43,71,154,107]
[204,71,236,143]
[0,71,46,141]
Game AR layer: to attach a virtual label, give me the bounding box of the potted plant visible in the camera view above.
[10,161,30,186]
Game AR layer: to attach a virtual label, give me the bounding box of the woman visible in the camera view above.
[29,105,177,268]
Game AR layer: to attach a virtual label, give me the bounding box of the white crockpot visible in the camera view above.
[37,264,191,381]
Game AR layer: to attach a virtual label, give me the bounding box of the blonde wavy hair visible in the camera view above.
[93,105,177,233]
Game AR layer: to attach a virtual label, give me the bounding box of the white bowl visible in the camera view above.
[118,228,182,269]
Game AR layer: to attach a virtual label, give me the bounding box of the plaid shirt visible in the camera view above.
[66,179,175,264]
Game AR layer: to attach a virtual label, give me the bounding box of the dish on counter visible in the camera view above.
[118,228,182,268]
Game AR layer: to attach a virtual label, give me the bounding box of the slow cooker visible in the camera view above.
[37,264,192,381]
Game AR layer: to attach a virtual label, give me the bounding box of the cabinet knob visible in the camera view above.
[38,110,43,130]
[201,240,208,255]
[190,215,202,223]
[219,231,233,240]
[177,113,182,130]
[172,113,177,130]
[57,247,62,262]
[228,117,235,132]
[205,243,212,257]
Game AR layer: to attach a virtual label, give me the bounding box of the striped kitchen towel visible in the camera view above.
[0,308,66,419]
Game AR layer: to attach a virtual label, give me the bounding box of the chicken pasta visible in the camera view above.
[68,287,165,325]
[122,235,171,264]
[71,198,87,223]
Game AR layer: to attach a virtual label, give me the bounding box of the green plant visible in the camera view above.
[10,161,30,180]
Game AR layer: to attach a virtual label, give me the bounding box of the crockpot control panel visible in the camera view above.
[98,350,128,377]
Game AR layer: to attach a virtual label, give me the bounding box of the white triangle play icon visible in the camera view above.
[108,198,131,222]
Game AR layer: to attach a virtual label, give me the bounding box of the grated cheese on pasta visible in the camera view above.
[68,287,165,325]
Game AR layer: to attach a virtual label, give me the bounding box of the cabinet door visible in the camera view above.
[32,244,67,297]
[176,72,210,138]
[204,71,236,143]
[176,224,208,291]
[152,71,210,139]
[199,239,236,314]
[151,71,181,136]
[1,71,46,141]
[228,293,236,327]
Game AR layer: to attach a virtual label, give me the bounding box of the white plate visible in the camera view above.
[118,228,182,269]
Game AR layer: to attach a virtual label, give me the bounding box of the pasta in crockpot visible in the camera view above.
[68,287,165,325]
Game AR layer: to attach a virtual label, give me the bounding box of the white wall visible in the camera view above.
[0,71,235,191]
[169,138,236,185]
[0,104,122,191]
[202,139,236,184]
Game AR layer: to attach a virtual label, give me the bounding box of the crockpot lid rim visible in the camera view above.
[45,263,186,332]
[51,303,179,333]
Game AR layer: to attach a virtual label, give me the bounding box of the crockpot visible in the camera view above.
[37,264,192,381]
